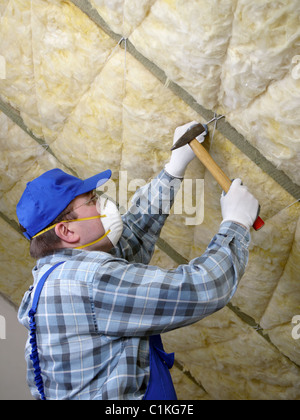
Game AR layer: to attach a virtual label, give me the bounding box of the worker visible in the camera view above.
[17,122,259,400]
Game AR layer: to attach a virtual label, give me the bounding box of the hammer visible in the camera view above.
[171,123,265,231]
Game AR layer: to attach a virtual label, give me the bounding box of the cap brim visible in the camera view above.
[77,169,112,196]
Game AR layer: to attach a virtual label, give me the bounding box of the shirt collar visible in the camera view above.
[36,248,85,269]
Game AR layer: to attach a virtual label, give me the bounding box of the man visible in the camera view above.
[17,122,259,400]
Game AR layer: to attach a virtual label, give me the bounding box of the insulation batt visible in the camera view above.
[220,0,300,111]
[130,0,236,110]
[30,0,117,142]
[0,112,65,219]
[0,218,33,304]
[0,0,43,137]
[227,71,300,185]
[0,0,299,400]
[164,308,300,400]
[52,47,201,180]
[90,0,156,37]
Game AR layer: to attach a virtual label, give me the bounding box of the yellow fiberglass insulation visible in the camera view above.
[0,0,299,400]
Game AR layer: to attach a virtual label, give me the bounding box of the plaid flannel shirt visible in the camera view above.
[18,169,250,400]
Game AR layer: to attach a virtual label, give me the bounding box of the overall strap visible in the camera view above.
[143,335,177,400]
[28,261,65,400]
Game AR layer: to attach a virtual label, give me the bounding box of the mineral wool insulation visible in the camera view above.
[0,0,299,400]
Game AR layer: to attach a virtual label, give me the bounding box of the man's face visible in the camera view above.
[66,191,114,252]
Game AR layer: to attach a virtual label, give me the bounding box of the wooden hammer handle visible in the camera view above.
[189,139,232,192]
[189,139,264,231]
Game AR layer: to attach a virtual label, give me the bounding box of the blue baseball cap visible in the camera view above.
[17,168,112,240]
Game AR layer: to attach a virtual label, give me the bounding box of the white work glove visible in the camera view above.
[221,179,259,230]
[165,121,207,178]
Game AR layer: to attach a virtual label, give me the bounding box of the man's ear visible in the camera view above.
[54,222,80,244]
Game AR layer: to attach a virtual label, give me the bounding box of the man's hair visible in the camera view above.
[20,201,78,260]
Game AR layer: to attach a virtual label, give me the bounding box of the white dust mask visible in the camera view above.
[96,195,123,247]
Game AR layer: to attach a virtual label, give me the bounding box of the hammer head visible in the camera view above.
[171,123,208,151]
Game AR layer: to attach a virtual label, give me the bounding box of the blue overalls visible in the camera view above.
[29,263,177,401]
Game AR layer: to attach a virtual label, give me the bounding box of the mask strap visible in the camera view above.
[32,216,106,239]
[75,229,111,250]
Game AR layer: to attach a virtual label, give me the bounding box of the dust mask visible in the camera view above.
[96,195,123,247]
